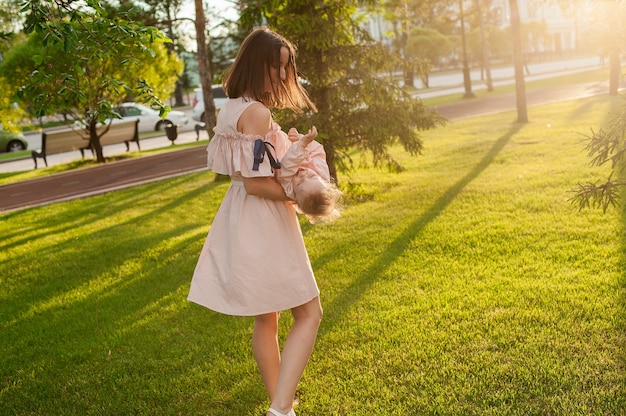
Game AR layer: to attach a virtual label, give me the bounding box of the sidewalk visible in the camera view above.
[0,145,210,212]
[0,127,208,173]
[434,81,609,120]
[0,58,611,214]
[0,130,210,213]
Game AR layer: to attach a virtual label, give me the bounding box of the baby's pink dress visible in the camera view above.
[187,97,320,316]
[278,140,331,201]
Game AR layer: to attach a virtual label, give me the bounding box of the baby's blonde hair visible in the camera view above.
[295,180,343,224]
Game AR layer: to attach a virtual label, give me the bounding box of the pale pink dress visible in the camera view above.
[187,97,320,316]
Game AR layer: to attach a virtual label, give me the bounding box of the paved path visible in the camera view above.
[0,80,613,214]
[434,81,609,120]
[0,146,207,212]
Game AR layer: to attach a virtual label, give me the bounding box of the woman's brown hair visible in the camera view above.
[223,27,317,113]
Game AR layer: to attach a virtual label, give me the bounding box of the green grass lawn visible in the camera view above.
[1,95,625,415]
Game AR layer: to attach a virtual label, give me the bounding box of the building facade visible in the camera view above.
[362,0,594,56]
[490,0,593,54]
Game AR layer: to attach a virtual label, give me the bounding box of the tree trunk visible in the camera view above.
[608,0,621,96]
[404,68,415,88]
[326,140,338,185]
[509,0,528,123]
[89,120,105,163]
[194,0,216,132]
[609,51,621,96]
[167,15,185,107]
[460,0,474,98]
[314,48,338,184]
[402,18,414,88]
[174,81,185,106]
[478,0,493,92]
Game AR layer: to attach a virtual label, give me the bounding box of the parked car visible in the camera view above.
[0,129,28,153]
[192,85,228,122]
[115,102,189,133]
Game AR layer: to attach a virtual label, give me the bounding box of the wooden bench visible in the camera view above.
[32,119,140,168]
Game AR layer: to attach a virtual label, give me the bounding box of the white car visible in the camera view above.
[115,102,189,133]
[191,85,228,122]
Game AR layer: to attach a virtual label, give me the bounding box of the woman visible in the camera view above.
[187,28,322,416]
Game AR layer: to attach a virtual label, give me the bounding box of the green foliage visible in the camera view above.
[0,0,20,35]
[585,0,626,58]
[0,28,26,129]
[381,0,457,33]
[407,27,451,63]
[0,77,26,131]
[5,0,180,162]
[571,95,626,212]
[239,0,445,182]
[406,26,450,87]
[2,27,181,120]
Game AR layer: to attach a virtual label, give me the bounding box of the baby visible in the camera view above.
[278,126,342,223]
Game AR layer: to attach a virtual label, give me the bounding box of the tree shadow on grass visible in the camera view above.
[0,228,234,415]
[0,173,246,414]
[0,172,219,256]
[568,95,624,143]
[318,123,523,334]
[1,173,223,323]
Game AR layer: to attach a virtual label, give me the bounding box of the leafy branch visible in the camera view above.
[12,0,180,162]
[570,98,626,211]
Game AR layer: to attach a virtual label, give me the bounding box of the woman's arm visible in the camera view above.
[238,102,289,201]
[243,176,288,200]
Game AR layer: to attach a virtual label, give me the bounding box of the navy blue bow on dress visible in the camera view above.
[252,139,281,171]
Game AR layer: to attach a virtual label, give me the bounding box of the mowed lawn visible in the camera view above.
[1,94,624,415]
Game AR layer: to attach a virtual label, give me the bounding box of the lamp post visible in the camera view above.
[460,0,475,98]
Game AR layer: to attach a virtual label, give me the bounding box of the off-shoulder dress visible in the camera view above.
[187,97,320,316]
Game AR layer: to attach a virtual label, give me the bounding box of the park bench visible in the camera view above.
[32,119,140,168]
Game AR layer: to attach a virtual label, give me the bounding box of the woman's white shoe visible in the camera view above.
[267,408,296,416]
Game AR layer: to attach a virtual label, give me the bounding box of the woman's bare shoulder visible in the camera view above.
[237,102,272,136]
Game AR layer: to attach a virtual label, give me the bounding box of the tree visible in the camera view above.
[405,26,451,88]
[194,0,216,132]
[509,0,527,123]
[381,0,456,88]
[0,0,26,128]
[102,0,188,106]
[604,0,623,96]
[571,0,626,211]
[476,0,492,91]
[239,0,445,183]
[0,0,20,36]
[8,0,179,163]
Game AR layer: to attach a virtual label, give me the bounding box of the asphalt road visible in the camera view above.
[434,81,609,120]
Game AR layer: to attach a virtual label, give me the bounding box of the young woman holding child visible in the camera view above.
[188,27,340,416]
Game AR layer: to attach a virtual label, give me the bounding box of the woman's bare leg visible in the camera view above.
[267,297,322,415]
[253,312,280,400]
